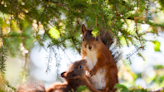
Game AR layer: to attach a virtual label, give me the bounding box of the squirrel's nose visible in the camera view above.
[85,44,87,48]
[88,46,92,50]
[61,72,66,78]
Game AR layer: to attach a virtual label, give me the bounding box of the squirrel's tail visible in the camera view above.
[16,81,45,92]
[100,30,114,49]
[100,30,122,63]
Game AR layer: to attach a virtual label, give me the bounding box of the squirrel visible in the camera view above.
[46,59,100,92]
[81,24,120,92]
[17,59,100,92]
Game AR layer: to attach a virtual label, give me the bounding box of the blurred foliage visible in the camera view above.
[154,65,164,69]
[1,0,164,56]
[0,0,164,91]
[118,58,164,91]
[0,46,15,91]
[77,85,91,92]
[115,84,148,92]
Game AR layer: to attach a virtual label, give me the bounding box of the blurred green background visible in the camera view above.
[0,0,164,91]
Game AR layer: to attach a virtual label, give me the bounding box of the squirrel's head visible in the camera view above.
[61,59,87,79]
[81,24,102,51]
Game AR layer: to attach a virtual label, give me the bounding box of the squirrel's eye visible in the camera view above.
[83,38,84,41]
[79,65,82,69]
[96,37,98,41]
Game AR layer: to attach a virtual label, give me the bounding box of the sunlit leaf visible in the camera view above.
[120,36,127,45]
[92,27,99,37]
[153,41,161,52]
[49,26,60,39]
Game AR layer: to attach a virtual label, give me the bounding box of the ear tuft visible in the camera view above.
[81,59,87,64]
[81,24,87,36]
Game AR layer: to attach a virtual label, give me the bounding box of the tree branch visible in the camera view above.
[134,20,143,48]
[2,40,14,56]
[0,35,29,38]
[126,46,143,60]
[46,0,66,9]
[71,38,80,54]
[48,39,66,47]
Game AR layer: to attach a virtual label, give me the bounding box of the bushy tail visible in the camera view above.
[100,30,114,49]
[16,81,45,92]
[100,30,122,63]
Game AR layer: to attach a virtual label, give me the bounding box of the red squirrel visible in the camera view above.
[81,24,119,92]
[46,59,100,92]
[17,59,100,92]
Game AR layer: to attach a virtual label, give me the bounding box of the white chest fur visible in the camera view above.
[84,50,97,70]
[84,50,106,89]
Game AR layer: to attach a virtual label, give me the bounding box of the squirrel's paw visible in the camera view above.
[90,69,97,76]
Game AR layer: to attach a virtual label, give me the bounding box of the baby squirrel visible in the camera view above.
[17,59,100,92]
[46,59,100,92]
[81,24,119,92]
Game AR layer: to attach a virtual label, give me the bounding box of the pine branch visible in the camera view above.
[101,12,107,29]
[6,81,16,90]
[71,37,80,54]
[46,46,52,73]
[0,46,16,91]
[0,46,6,75]
[91,1,97,27]
[2,39,14,56]
[134,20,143,49]
[126,46,143,62]
[0,35,29,38]
[0,29,16,91]
[46,0,66,8]
[22,51,28,81]
[48,39,66,47]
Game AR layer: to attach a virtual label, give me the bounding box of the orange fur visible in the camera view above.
[81,24,118,92]
[46,59,101,92]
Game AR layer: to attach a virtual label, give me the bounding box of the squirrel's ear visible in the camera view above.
[81,59,87,64]
[81,24,87,36]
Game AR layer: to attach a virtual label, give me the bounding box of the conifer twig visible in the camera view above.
[135,21,143,48]
[0,46,5,74]
[126,46,142,59]
[0,31,16,90]
[48,39,66,47]
[71,38,80,54]
[101,12,106,29]
[0,35,29,38]
[2,41,14,56]
[91,0,97,27]
[95,17,97,27]
[59,46,71,63]
[111,16,117,28]
[23,51,28,76]
[73,17,79,33]
[48,0,66,8]
[46,46,52,73]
